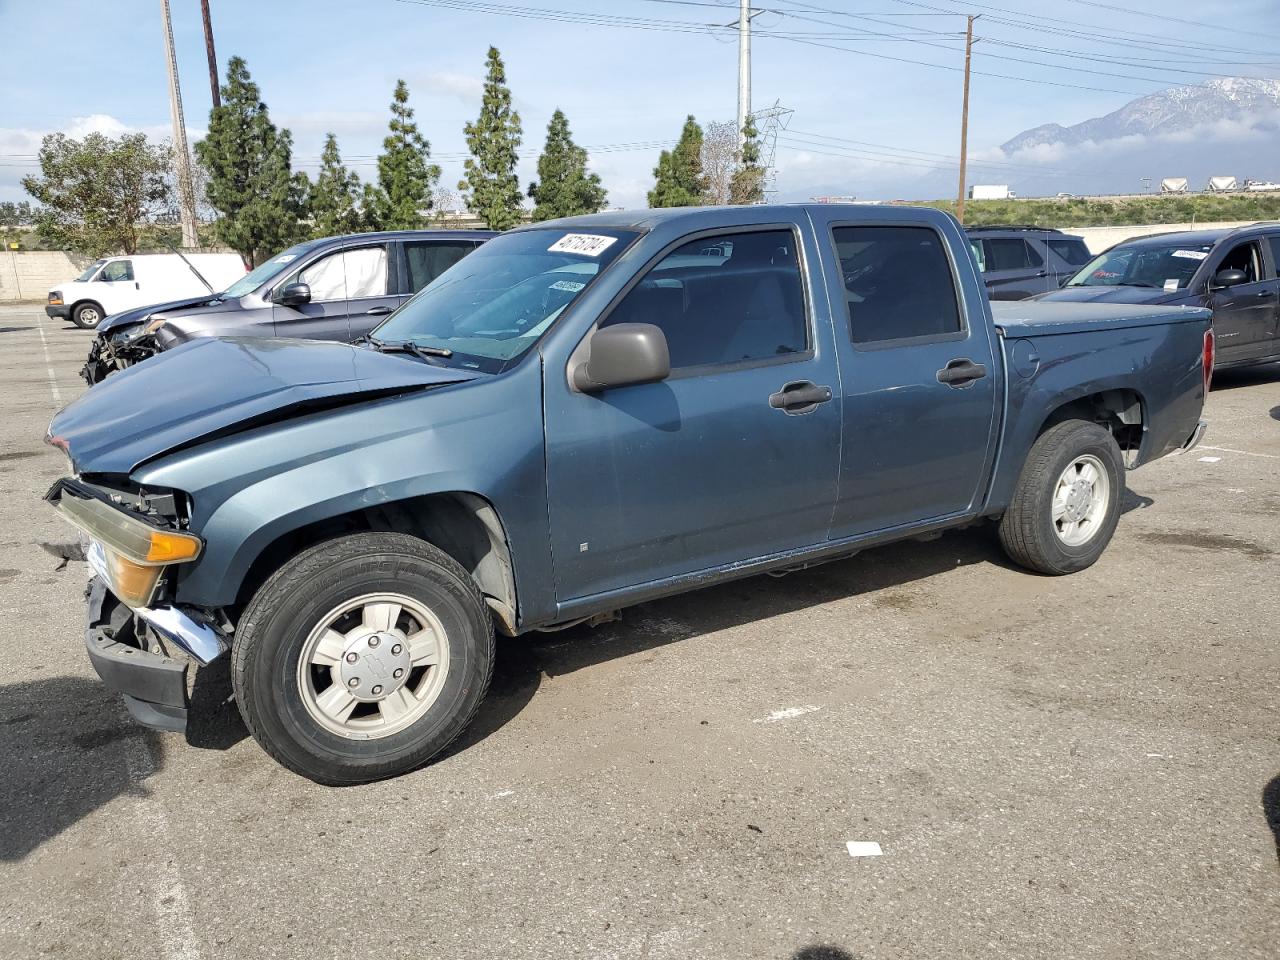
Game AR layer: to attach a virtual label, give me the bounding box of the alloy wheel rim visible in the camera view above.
[296,592,450,740]
[1051,454,1110,547]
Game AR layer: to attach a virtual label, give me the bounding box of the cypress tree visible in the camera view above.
[528,109,607,221]
[460,46,524,230]
[365,80,440,230]
[648,116,707,208]
[310,133,364,236]
[729,115,766,205]
[195,56,308,266]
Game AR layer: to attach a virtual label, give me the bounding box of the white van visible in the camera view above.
[46,253,247,329]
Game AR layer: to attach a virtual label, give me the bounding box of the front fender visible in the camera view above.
[131,360,553,620]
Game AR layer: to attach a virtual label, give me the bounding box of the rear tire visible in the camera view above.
[232,532,494,785]
[999,419,1124,575]
[71,302,104,329]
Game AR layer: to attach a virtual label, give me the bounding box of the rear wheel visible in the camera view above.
[232,532,494,784]
[71,302,104,329]
[998,419,1124,575]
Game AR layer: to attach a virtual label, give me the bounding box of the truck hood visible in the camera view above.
[97,294,227,334]
[49,337,481,475]
[1029,285,1188,306]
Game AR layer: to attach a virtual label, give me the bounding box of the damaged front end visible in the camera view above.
[82,326,160,386]
[47,477,231,731]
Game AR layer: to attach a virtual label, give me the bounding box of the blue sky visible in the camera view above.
[1,0,1276,208]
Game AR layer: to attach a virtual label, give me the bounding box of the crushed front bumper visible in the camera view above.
[85,577,189,732]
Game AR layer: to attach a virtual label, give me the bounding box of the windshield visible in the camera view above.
[221,243,316,298]
[1067,241,1214,290]
[77,260,106,282]
[372,228,639,372]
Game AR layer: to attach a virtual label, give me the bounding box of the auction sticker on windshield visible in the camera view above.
[1171,250,1208,260]
[549,234,617,257]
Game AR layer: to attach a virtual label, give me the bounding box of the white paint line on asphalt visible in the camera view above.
[846,841,883,858]
[489,789,515,799]
[122,730,202,960]
[753,705,820,724]
[34,312,63,406]
[1198,456,1222,463]
[1199,444,1280,460]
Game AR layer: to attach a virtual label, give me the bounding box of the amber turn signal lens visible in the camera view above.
[144,531,202,563]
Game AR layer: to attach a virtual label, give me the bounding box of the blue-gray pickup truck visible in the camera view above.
[45,205,1212,784]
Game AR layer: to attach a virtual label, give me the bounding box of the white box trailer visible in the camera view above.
[968,184,1015,200]
[1160,177,1189,193]
[47,253,246,329]
[1206,176,1238,192]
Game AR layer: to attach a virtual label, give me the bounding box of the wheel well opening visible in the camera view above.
[1039,389,1145,465]
[234,493,518,634]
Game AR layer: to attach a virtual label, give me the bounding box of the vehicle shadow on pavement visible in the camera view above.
[1263,774,1280,867]
[1210,362,1280,392]
[792,947,856,960]
[0,675,162,862]
[185,659,249,751]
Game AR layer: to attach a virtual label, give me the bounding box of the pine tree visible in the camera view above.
[194,56,308,266]
[729,115,766,205]
[648,116,707,208]
[310,134,364,236]
[460,46,524,230]
[365,80,440,230]
[527,109,606,221]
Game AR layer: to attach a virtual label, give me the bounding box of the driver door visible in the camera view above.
[1208,239,1276,364]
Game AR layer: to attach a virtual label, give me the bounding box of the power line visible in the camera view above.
[1061,0,1280,44]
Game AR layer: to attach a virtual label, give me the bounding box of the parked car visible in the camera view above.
[47,253,247,330]
[81,230,496,384]
[1033,223,1280,369]
[966,226,1092,300]
[45,204,1210,784]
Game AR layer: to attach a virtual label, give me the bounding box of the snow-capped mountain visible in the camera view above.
[1002,77,1280,153]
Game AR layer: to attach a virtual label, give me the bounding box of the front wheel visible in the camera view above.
[71,301,104,329]
[232,532,494,784]
[998,420,1125,575]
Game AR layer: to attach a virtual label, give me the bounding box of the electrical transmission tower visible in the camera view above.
[752,101,793,202]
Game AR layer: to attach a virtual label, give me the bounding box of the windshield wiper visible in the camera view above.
[1114,281,1161,288]
[374,338,454,361]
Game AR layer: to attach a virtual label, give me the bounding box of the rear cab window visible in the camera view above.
[834,225,962,345]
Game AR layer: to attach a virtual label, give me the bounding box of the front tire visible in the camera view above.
[998,420,1125,575]
[232,532,494,785]
[71,301,104,329]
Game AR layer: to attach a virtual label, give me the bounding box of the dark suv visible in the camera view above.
[1034,223,1280,370]
[967,226,1092,301]
[83,229,496,384]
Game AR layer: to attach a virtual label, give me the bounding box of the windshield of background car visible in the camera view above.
[77,260,106,282]
[372,228,640,372]
[1067,241,1215,290]
[221,243,317,298]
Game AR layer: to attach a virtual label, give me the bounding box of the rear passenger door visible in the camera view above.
[814,216,1000,539]
[981,237,1047,300]
[398,238,483,304]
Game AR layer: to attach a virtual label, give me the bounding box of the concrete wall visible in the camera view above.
[1060,221,1255,254]
[0,251,88,302]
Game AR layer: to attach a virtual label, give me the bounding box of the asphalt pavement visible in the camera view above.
[0,302,1277,960]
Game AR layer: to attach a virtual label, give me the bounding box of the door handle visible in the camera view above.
[1256,290,1274,298]
[769,380,832,415]
[365,305,393,315]
[937,358,988,387]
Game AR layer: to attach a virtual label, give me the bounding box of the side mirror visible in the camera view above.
[572,323,670,393]
[278,281,312,306]
[1213,268,1247,288]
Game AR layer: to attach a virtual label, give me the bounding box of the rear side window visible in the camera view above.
[602,229,807,370]
[404,240,479,294]
[834,225,962,345]
[1046,237,1090,266]
[1270,237,1280,278]
[983,238,1042,270]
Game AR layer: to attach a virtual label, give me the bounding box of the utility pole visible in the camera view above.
[737,0,751,151]
[160,0,199,248]
[955,14,978,225]
[200,0,220,109]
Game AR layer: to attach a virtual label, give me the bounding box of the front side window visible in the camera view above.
[404,240,479,294]
[1218,240,1262,284]
[601,229,807,370]
[100,260,133,282]
[983,238,1042,271]
[1270,237,1280,279]
[1068,241,1214,290]
[835,225,962,345]
[373,227,638,373]
[1046,236,1090,266]
[297,251,348,301]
